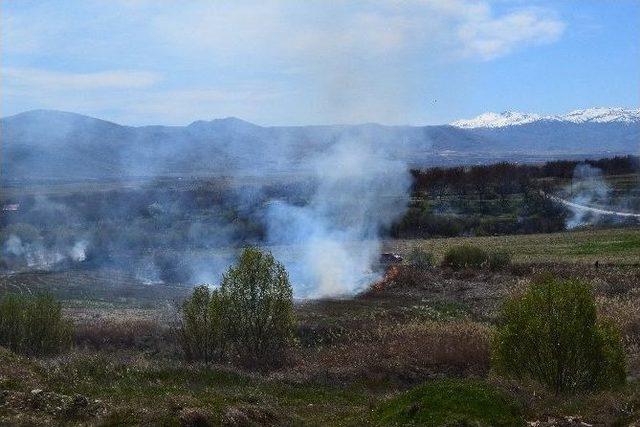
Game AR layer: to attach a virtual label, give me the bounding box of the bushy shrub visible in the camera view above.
[221,247,295,369]
[442,245,488,270]
[488,250,511,271]
[408,248,434,270]
[179,247,295,370]
[492,275,626,394]
[0,293,72,356]
[179,286,225,363]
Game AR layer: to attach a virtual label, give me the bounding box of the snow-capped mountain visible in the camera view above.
[2,108,639,180]
[452,107,640,129]
[560,107,640,124]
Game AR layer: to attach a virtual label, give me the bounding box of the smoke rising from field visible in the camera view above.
[565,164,610,228]
[2,3,419,297]
[1,125,412,297]
[266,140,410,297]
[562,163,640,229]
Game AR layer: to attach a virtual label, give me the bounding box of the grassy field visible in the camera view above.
[386,227,640,264]
[1,228,640,425]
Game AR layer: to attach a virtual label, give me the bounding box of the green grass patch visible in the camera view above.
[407,301,470,321]
[40,352,371,425]
[374,379,524,426]
[572,235,640,255]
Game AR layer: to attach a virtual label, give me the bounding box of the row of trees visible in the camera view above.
[411,155,639,195]
[391,190,569,238]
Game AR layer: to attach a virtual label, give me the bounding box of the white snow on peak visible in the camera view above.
[451,111,540,128]
[560,107,640,124]
[451,107,640,129]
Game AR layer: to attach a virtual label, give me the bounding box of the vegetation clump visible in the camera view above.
[492,275,626,394]
[0,293,72,356]
[374,378,524,426]
[441,244,511,271]
[179,247,295,370]
[442,245,488,270]
[407,248,434,269]
[488,250,511,271]
[179,286,226,363]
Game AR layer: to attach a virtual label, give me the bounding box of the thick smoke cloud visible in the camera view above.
[266,139,410,297]
[1,126,412,298]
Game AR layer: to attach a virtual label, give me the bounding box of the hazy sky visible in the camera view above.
[2,0,639,126]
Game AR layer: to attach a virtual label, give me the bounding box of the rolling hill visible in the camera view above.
[1,108,638,180]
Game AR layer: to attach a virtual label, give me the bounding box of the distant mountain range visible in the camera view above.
[2,108,638,180]
[451,107,640,128]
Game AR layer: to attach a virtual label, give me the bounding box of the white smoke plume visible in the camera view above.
[565,164,610,229]
[69,240,89,262]
[266,139,411,298]
[562,163,640,229]
[3,234,68,270]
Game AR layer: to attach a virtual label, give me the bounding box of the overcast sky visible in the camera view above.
[1,0,639,126]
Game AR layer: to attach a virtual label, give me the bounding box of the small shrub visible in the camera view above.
[407,248,434,270]
[442,245,488,270]
[0,293,72,356]
[374,379,524,426]
[179,286,226,363]
[221,247,295,370]
[488,250,511,271]
[178,247,296,370]
[492,275,626,394]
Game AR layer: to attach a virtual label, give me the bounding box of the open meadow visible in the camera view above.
[3,1,640,425]
[1,228,639,425]
[387,227,640,265]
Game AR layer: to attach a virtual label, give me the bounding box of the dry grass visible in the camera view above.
[2,227,640,424]
[73,318,177,354]
[292,320,491,387]
[386,227,640,265]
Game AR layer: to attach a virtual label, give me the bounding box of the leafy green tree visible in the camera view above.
[0,293,72,356]
[179,286,225,363]
[179,247,295,370]
[221,247,295,369]
[492,275,626,394]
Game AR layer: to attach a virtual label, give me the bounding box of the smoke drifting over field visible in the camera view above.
[266,140,410,296]
[562,163,640,229]
[1,124,411,297]
[565,164,610,229]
